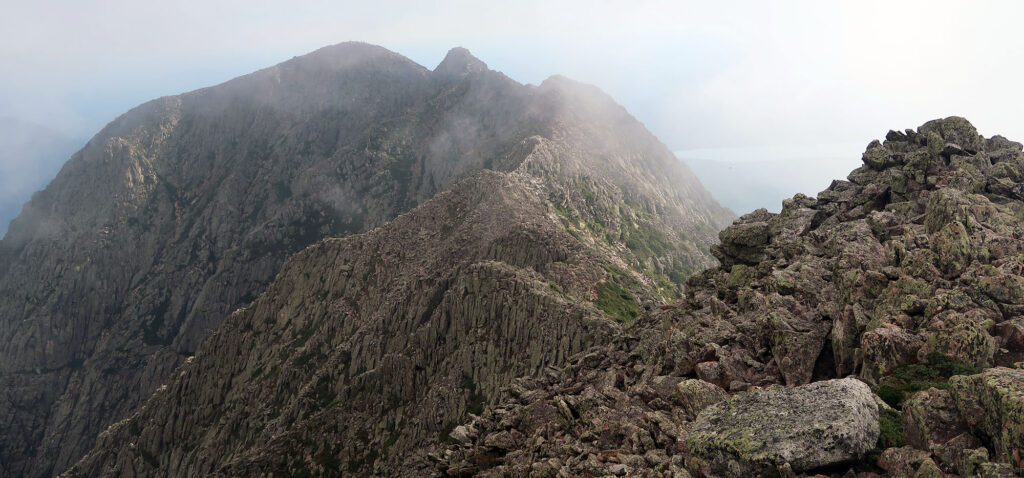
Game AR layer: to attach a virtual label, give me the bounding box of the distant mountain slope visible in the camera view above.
[0,43,731,476]
[0,117,81,237]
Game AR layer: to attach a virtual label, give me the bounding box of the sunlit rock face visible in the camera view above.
[0,42,730,476]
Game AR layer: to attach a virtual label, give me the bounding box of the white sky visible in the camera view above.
[2,1,1024,164]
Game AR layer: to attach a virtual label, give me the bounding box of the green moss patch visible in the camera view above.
[595,268,642,323]
[621,220,670,260]
[877,352,980,408]
[877,408,906,449]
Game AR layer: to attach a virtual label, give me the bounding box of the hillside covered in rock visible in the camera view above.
[0,43,731,476]
[438,117,1024,477]
[66,108,732,476]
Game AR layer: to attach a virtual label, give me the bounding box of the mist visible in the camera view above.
[0,117,81,236]
[3,0,1024,226]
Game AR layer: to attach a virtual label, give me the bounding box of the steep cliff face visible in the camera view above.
[439,118,1024,476]
[67,134,723,476]
[0,43,730,476]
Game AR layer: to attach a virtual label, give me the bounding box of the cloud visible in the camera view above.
[0,117,81,236]
[1,1,1023,210]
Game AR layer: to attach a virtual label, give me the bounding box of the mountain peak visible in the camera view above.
[434,46,488,77]
[289,41,422,72]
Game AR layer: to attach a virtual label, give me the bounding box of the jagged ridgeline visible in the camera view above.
[0,43,731,476]
[439,118,1024,477]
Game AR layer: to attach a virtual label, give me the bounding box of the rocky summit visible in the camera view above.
[438,117,1024,477]
[0,43,730,477]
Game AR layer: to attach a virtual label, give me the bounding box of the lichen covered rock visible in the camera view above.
[675,379,728,420]
[687,377,879,475]
[949,367,1024,470]
[902,388,969,449]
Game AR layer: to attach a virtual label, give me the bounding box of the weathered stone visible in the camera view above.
[953,446,994,477]
[901,388,969,449]
[933,432,983,470]
[860,324,924,381]
[994,319,1024,366]
[863,140,898,170]
[877,446,936,477]
[919,309,996,369]
[714,212,773,266]
[760,304,830,386]
[948,367,1024,469]
[449,424,477,444]
[694,361,731,390]
[674,379,728,420]
[918,116,984,153]
[687,378,879,475]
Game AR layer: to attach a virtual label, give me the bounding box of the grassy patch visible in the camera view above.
[877,408,906,449]
[581,186,597,205]
[621,220,670,260]
[594,267,644,323]
[552,202,574,220]
[595,278,641,323]
[877,352,980,408]
[669,269,689,286]
[618,222,667,259]
[864,406,907,470]
[651,272,683,301]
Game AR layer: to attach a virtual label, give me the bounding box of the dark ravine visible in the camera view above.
[438,117,1024,477]
[0,43,730,476]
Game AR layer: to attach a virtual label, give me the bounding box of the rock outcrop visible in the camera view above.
[949,367,1024,469]
[688,378,879,476]
[438,118,1024,476]
[0,44,731,476]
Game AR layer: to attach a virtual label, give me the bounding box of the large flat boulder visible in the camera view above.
[687,377,879,476]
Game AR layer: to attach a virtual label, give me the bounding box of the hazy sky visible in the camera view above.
[3,1,1024,215]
